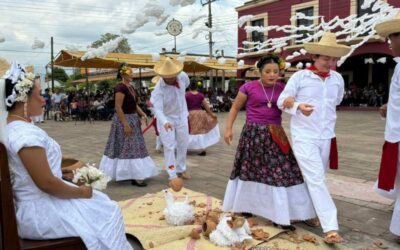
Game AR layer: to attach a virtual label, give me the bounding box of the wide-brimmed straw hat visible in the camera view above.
[0,58,10,77]
[154,57,183,78]
[151,75,160,85]
[304,32,351,58]
[375,11,400,37]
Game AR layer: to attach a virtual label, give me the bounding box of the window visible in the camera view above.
[251,19,264,44]
[357,0,378,36]
[296,7,314,43]
[357,0,378,17]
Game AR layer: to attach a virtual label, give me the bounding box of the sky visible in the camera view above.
[0,0,247,75]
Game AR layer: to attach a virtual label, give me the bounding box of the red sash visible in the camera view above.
[378,141,399,191]
[142,117,159,136]
[329,137,338,170]
[268,125,291,155]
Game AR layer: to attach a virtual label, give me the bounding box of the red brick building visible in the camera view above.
[236,0,400,98]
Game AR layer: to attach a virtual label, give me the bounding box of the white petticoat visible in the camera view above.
[100,156,159,181]
[223,178,316,225]
[188,124,220,150]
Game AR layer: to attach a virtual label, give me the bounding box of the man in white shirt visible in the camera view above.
[150,57,190,190]
[51,90,63,111]
[277,32,350,244]
[374,11,400,244]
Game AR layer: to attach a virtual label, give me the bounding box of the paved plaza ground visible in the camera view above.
[39,110,398,250]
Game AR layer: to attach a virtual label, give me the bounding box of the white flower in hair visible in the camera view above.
[4,62,35,107]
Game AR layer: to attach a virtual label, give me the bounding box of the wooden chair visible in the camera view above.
[0,143,86,250]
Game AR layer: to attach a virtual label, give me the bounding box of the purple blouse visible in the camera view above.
[185,92,204,111]
[239,80,284,125]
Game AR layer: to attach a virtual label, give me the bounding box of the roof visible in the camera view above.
[53,50,251,72]
[71,69,238,84]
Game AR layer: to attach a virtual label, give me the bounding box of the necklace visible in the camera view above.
[259,80,275,108]
[8,114,30,122]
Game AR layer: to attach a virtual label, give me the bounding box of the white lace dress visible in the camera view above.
[6,121,132,250]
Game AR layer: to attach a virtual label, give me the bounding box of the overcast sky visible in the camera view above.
[0,0,246,75]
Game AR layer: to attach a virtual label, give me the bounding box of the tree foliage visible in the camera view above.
[48,67,69,83]
[91,33,132,54]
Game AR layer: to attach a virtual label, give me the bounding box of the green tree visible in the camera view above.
[71,73,84,80]
[228,78,237,90]
[96,79,117,91]
[70,68,84,80]
[48,67,69,83]
[91,33,132,53]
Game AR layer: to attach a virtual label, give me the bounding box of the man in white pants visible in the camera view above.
[150,57,191,187]
[374,11,400,244]
[277,32,350,244]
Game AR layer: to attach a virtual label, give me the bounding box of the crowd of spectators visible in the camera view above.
[39,80,385,124]
[342,82,387,107]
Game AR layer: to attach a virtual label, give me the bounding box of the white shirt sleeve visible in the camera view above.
[277,72,300,115]
[181,72,190,89]
[336,73,345,106]
[150,83,169,126]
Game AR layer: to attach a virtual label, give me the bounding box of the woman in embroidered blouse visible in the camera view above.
[1,62,132,250]
[100,63,158,187]
[222,54,316,229]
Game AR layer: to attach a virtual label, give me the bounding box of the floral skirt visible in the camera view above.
[104,113,149,159]
[188,110,218,135]
[223,123,316,225]
[100,113,158,181]
[230,123,304,187]
[187,110,220,150]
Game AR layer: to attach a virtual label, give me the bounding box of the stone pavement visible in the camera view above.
[38,111,399,250]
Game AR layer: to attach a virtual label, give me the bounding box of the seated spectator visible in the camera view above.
[1,63,132,249]
[77,97,89,121]
[93,97,107,120]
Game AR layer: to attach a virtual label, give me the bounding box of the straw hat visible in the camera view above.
[304,32,351,58]
[375,11,400,37]
[151,75,161,85]
[0,58,10,77]
[154,57,183,78]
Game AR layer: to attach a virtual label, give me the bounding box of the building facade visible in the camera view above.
[236,0,400,104]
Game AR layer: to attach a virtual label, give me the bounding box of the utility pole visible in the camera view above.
[50,36,54,92]
[201,0,217,88]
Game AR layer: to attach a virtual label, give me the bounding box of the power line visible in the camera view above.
[0,49,50,54]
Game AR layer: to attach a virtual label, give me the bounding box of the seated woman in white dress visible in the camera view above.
[1,62,132,250]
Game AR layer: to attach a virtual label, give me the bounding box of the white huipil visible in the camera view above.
[377,59,400,236]
[6,121,132,250]
[277,69,344,233]
[150,72,190,179]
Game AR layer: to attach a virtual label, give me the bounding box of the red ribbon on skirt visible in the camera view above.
[329,137,339,170]
[378,141,399,191]
[142,117,159,136]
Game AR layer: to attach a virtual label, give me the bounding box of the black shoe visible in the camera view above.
[197,151,206,156]
[241,212,253,218]
[273,223,296,231]
[131,180,147,187]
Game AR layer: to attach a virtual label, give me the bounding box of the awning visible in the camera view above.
[53,50,251,72]
[53,50,155,69]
